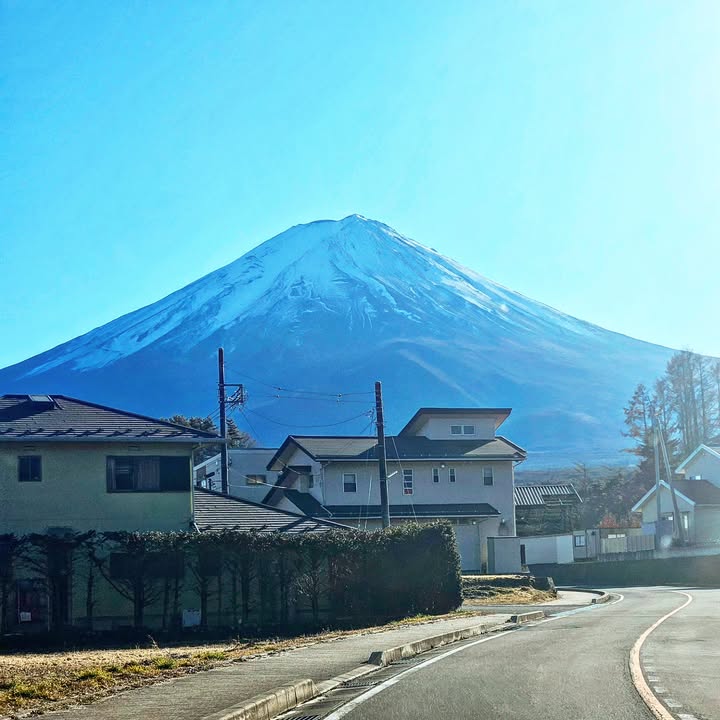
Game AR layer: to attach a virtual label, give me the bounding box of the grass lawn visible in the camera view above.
[0,611,486,718]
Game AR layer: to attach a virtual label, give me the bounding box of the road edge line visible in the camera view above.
[628,591,693,720]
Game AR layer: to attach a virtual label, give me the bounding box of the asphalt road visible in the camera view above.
[304,587,718,720]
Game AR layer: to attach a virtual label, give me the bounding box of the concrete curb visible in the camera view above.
[202,679,318,720]
[508,610,545,623]
[557,586,611,604]
[366,619,510,666]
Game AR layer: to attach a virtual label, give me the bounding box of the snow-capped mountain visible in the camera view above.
[0,215,675,466]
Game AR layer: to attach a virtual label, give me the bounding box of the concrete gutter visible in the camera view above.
[200,618,512,720]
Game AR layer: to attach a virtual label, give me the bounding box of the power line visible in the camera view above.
[224,364,373,398]
[244,407,374,429]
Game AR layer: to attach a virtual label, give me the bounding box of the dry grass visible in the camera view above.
[462,586,556,604]
[461,575,556,605]
[0,611,485,718]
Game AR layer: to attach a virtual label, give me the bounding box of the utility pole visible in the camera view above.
[218,348,228,495]
[375,381,390,529]
[217,347,247,495]
[653,420,662,546]
[658,418,686,545]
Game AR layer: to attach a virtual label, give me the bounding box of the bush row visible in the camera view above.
[0,522,462,636]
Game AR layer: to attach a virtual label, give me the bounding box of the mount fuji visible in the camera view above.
[0,215,675,466]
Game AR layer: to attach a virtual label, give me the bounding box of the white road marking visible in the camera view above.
[629,591,694,720]
[665,699,682,708]
[322,593,626,720]
[653,687,667,694]
[677,714,697,719]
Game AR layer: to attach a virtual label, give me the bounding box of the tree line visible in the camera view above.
[624,350,720,486]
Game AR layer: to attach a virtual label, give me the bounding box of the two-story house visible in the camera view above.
[632,443,720,544]
[1,394,342,632]
[262,407,527,571]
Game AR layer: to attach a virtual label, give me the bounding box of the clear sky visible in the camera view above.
[2,0,719,369]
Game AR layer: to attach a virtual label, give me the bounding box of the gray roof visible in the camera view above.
[673,479,720,505]
[321,503,500,520]
[513,483,582,507]
[192,488,346,532]
[268,434,525,469]
[0,395,220,443]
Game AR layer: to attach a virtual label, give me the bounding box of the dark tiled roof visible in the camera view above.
[284,489,331,517]
[269,435,525,468]
[323,503,500,520]
[0,395,219,443]
[513,483,583,507]
[673,479,720,505]
[192,488,346,532]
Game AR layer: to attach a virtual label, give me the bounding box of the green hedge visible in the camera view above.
[0,522,462,634]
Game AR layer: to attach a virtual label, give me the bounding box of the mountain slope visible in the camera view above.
[0,215,675,466]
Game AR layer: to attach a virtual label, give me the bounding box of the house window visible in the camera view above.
[403,469,414,495]
[433,468,440,483]
[449,468,456,483]
[106,456,190,492]
[246,474,266,485]
[18,455,42,482]
[463,425,475,435]
[343,473,357,493]
[483,467,494,486]
[574,535,586,547]
[450,425,462,435]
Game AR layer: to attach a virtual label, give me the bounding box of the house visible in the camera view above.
[514,483,582,535]
[631,444,720,544]
[0,394,223,536]
[0,394,328,536]
[194,448,281,503]
[262,407,527,571]
[0,394,344,633]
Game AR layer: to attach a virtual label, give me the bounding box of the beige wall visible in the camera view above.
[0,442,195,535]
[694,507,720,543]
[413,416,498,440]
[682,451,720,488]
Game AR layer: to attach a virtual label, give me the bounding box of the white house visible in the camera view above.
[194,448,281,503]
[632,443,720,544]
[261,408,526,571]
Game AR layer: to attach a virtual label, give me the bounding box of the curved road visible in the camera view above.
[307,587,718,720]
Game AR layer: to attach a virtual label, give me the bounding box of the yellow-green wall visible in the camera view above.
[0,442,196,535]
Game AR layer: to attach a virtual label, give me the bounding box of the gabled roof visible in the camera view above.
[398,407,512,436]
[513,483,582,508]
[267,434,526,471]
[631,480,699,512]
[675,444,720,474]
[673,479,720,505]
[192,488,346,532]
[0,395,220,443]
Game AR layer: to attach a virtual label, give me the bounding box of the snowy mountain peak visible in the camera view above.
[0,216,680,466]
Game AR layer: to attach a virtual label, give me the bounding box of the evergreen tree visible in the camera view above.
[162,414,255,462]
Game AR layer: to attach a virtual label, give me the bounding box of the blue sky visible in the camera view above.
[1,0,719,368]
